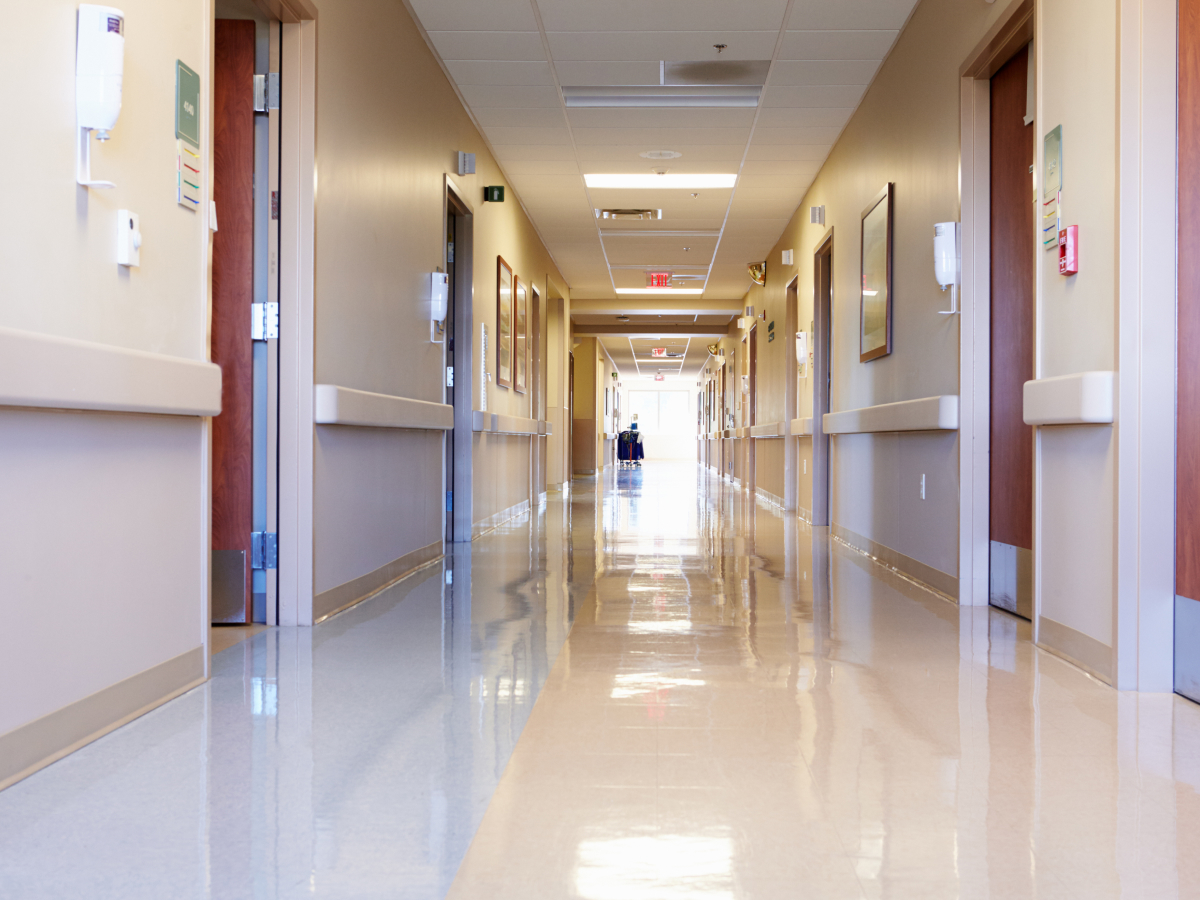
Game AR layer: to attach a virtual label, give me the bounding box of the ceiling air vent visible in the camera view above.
[594,208,662,220]
[662,60,771,86]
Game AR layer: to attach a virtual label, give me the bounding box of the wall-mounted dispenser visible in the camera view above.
[933,221,960,315]
[430,272,449,342]
[76,5,125,189]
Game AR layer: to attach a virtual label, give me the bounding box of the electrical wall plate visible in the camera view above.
[116,209,141,267]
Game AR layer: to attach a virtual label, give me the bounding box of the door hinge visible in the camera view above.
[446,366,454,387]
[252,302,279,340]
[251,532,278,570]
[253,73,280,112]
[446,491,453,512]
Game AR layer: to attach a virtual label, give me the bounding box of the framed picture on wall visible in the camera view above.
[497,257,512,388]
[514,276,527,394]
[859,183,894,362]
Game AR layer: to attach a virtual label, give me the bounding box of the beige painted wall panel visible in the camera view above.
[1035,0,1118,649]
[0,410,205,736]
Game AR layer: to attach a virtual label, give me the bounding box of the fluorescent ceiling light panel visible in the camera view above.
[562,85,761,108]
[586,174,737,189]
[615,288,704,295]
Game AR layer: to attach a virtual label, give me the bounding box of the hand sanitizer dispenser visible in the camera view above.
[76,5,124,188]
[934,221,961,315]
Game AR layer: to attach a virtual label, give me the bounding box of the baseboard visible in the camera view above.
[755,486,785,509]
[472,498,532,540]
[1038,616,1113,684]
[0,645,206,792]
[832,522,958,599]
[313,540,443,623]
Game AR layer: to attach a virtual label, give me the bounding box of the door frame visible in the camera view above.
[783,275,799,511]
[812,227,834,527]
[958,0,1032,609]
[446,175,475,542]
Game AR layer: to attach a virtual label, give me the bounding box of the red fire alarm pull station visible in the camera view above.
[1058,225,1078,275]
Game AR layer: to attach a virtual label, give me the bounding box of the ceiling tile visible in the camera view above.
[483,126,573,145]
[602,234,719,266]
[491,144,580,161]
[788,0,917,30]
[537,0,789,32]
[728,194,804,218]
[751,127,838,145]
[547,31,778,61]
[746,142,835,160]
[407,0,539,31]
[444,60,553,86]
[475,107,570,128]
[553,60,661,85]
[500,159,582,174]
[574,145,744,162]
[427,31,547,61]
[778,30,897,60]
[458,84,561,108]
[755,106,851,128]
[768,59,882,85]
[762,84,867,108]
[738,174,813,190]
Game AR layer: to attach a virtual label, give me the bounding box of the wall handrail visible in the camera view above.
[0,325,221,417]
[1023,371,1114,425]
[823,395,959,434]
[470,410,552,435]
[314,384,452,429]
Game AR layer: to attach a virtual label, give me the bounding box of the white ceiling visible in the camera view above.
[407,0,917,349]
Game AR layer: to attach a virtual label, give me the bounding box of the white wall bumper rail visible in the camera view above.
[1023,371,1115,425]
[823,395,959,434]
[750,422,784,438]
[790,417,814,436]
[314,384,453,429]
[471,411,552,436]
[0,325,221,416]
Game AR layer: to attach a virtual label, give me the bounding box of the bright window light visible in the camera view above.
[585,173,737,189]
[615,288,704,295]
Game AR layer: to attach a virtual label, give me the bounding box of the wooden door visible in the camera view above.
[1177,0,1200,701]
[211,20,256,623]
[812,234,833,526]
[988,45,1035,619]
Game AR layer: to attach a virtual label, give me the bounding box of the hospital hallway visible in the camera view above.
[2,460,1199,900]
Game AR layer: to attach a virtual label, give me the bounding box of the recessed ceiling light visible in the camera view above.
[640,150,683,160]
[615,288,704,295]
[586,173,737,189]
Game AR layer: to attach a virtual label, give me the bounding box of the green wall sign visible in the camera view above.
[176,60,200,148]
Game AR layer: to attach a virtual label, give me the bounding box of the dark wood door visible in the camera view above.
[1177,0,1200,701]
[813,236,833,526]
[211,19,256,623]
[989,46,1035,615]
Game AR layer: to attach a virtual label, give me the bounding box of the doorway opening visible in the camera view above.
[811,230,834,526]
[987,44,1035,620]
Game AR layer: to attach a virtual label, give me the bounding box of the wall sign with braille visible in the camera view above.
[175,60,202,210]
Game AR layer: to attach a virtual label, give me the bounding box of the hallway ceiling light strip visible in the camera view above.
[585,174,737,190]
[562,85,761,108]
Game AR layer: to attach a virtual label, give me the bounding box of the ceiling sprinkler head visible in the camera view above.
[652,167,669,175]
[690,192,699,199]
[616,315,630,322]
[713,43,727,53]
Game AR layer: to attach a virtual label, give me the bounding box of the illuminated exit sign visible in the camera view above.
[655,374,665,382]
[647,272,672,288]
[651,347,667,357]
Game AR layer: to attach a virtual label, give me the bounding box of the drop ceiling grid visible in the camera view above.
[406,0,918,302]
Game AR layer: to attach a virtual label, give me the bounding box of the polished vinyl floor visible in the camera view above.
[2,462,1199,899]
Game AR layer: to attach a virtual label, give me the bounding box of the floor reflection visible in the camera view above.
[1,462,1199,900]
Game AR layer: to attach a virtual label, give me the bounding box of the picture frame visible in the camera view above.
[859,183,894,362]
[514,276,527,394]
[496,256,512,388]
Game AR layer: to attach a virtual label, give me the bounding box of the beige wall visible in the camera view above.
[309,0,569,576]
[732,0,1013,584]
[0,0,212,762]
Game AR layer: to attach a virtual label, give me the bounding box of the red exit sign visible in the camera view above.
[647,272,672,288]
[651,347,667,357]
[655,374,665,382]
